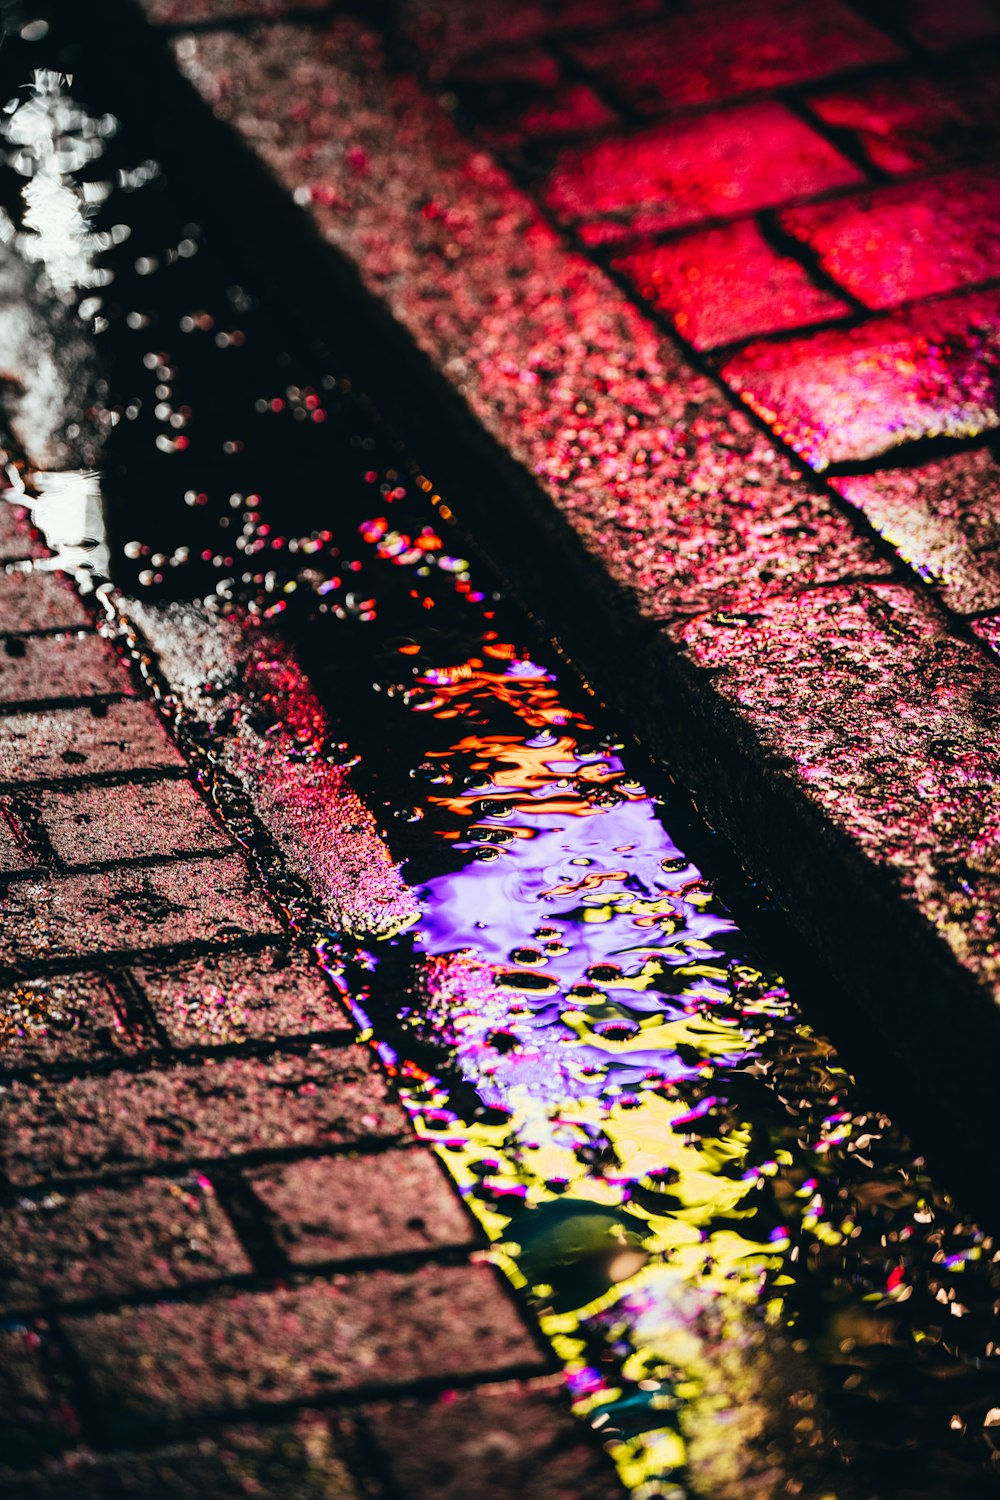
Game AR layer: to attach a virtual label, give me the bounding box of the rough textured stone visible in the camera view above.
[831,447,1000,614]
[133,946,351,1044]
[3,1417,360,1499]
[719,288,1000,468]
[544,103,862,242]
[0,700,183,784]
[0,806,36,874]
[0,1324,78,1468]
[0,1175,250,1311]
[36,778,229,867]
[1,1042,404,1183]
[174,22,882,617]
[614,219,850,350]
[780,165,1000,308]
[446,47,615,149]
[0,567,90,634]
[564,0,900,115]
[362,1383,620,1500]
[247,1148,479,1264]
[64,1264,547,1428]
[0,499,44,562]
[0,970,138,1069]
[0,854,282,967]
[970,614,1000,657]
[0,633,133,704]
[675,582,1000,991]
[805,51,1000,175]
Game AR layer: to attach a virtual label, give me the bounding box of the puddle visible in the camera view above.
[0,42,997,1500]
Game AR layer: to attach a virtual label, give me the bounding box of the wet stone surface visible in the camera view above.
[831,446,1000,615]
[0,1175,250,1312]
[246,1147,481,1265]
[613,218,851,351]
[3,1417,361,1500]
[63,1264,547,1431]
[360,1383,622,1500]
[0,632,133,705]
[543,103,862,243]
[0,566,91,633]
[34,777,229,867]
[0,970,140,1069]
[0,700,183,784]
[1,1042,404,1184]
[562,0,900,115]
[2,11,1000,1497]
[0,855,282,967]
[133,945,352,1044]
[779,164,1000,309]
[719,287,1000,468]
[676,581,1000,986]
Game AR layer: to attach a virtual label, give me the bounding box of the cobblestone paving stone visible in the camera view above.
[0,1175,251,1311]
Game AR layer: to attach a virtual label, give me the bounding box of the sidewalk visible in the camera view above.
[122,0,1000,1171]
[0,492,616,1498]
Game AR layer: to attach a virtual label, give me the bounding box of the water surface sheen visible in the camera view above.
[1,50,997,1500]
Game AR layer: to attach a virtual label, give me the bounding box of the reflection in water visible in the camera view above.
[1,64,997,1500]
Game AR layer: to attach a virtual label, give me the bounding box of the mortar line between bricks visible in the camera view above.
[45,843,244,879]
[56,1356,562,1455]
[0,691,134,715]
[0,1025,361,1086]
[0,1135,433,1206]
[2,1134,418,1198]
[0,622,97,639]
[0,764,192,794]
[0,932,290,981]
[5,1241,483,1324]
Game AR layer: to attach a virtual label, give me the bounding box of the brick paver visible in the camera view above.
[614,218,851,350]
[544,103,863,242]
[35,777,229,866]
[0,971,138,1068]
[0,700,183,784]
[63,1264,547,1432]
[831,446,1000,615]
[719,287,1000,467]
[133,945,352,1043]
[0,568,91,633]
[0,632,133,704]
[0,856,282,965]
[780,164,1000,307]
[2,1043,405,1185]
[0,1175,250,1311]
[563,0,900,115]
[246,1148,481,1265]
[360,1384,629,1500]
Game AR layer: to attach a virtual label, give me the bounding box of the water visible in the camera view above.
[0,29,997,1499]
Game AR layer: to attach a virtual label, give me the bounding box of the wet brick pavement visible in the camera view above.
[0,501,610,1498]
